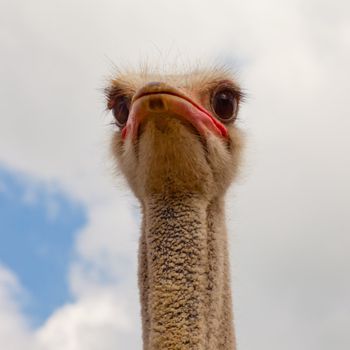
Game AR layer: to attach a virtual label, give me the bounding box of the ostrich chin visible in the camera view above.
[111,88,243,200]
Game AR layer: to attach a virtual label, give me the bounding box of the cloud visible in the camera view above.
[36,290,140,350]
[0,0,349,349]
[0,266,37,350]
[0,265,141,350]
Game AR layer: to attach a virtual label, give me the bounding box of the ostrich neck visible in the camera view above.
[138,194,236,350]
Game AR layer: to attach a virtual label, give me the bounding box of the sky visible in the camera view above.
[0,167,85,326]
[0,0,349,349]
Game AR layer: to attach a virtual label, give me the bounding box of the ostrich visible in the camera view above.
[106,67,244,350]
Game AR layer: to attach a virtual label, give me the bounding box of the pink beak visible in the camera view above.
[121,85,228,140]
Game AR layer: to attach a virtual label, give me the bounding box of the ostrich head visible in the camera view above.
[106,67,244,201]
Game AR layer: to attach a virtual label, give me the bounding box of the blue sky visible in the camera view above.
[0,166,86,327]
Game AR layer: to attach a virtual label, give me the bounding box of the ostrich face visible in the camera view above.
[106,69,244,201]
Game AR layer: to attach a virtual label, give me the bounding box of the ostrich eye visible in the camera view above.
[212,88,238,122]
[112,96,130,127]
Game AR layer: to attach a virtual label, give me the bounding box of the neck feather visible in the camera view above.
[138,194,236,350]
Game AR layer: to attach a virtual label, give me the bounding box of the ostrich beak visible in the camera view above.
[121,83,228,140]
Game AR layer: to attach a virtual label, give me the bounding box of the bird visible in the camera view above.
[105,66,244,350]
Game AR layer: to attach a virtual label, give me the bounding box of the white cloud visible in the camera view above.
[0,0,349,349]
[36,290,140,350]
[0,265,141,350]
[0,266,37,350]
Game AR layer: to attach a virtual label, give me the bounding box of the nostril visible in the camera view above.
[148,96,166,111]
